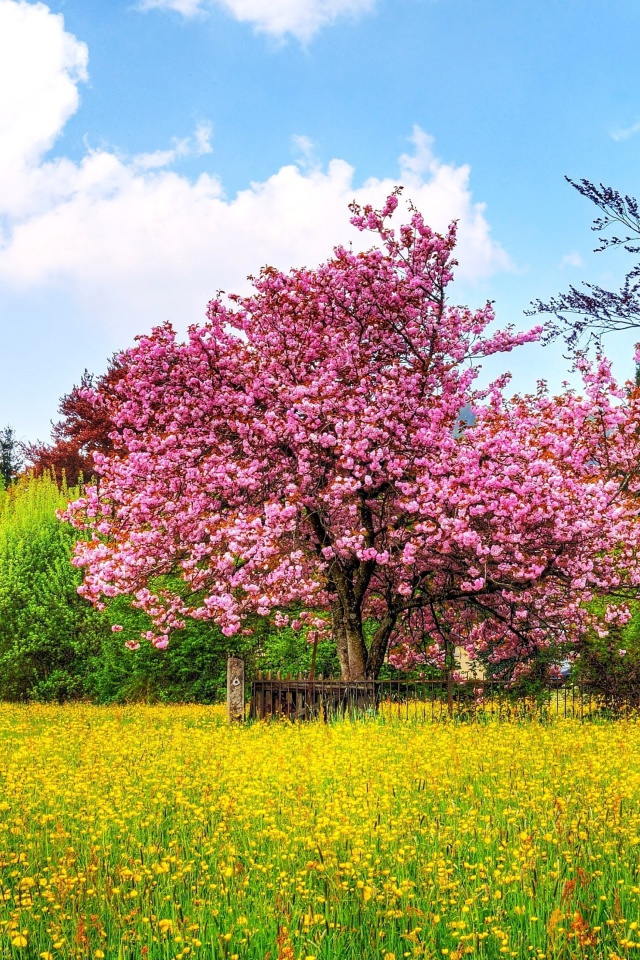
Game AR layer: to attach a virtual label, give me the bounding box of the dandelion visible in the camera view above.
[0,705,638,959]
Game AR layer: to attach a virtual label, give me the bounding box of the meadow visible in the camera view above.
[0,707,639,960]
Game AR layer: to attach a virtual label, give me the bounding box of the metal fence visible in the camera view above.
[249,673,640,721]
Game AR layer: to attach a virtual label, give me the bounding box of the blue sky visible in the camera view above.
[1,0,640,443]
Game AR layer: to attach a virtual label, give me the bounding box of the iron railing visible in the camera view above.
[249,673,640,721]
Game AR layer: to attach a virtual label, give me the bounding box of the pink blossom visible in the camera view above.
[61,194,640,681]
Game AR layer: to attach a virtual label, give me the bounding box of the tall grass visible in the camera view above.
[0,706,639,959]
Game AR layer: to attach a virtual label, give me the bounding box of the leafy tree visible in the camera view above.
[530,178,640,348]
[0,473,104,700]
[23,355,125,486]
[85,595,250,703]
[0,473,329,702]
[574,599,640,702]
[0,425,22,487]
[88,602,340,701]
[64,196,640,681]
[0,475,225,702]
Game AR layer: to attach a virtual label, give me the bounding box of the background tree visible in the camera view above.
[0,425,22,488]
[23,356,125,486]
[0,473,104,700]
[530,178,640,348]
[574,598,640,703]
[64,197,640,681]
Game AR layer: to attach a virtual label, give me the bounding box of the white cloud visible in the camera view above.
[611,119,640,142]
[139,0,205,15]
[559,251,584,269]
[132,121,213,171]
[0,1,511,342]
[291,134,320,170]
[138,0,378,42]
[0,0,87,215]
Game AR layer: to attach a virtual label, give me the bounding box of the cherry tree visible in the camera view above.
[63,195,640,679]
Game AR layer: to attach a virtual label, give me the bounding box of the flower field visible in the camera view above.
[0,708,639,959]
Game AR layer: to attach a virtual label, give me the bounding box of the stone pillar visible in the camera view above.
[227,657,245,723]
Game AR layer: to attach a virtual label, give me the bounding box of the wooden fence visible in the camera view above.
[248,672,640,721]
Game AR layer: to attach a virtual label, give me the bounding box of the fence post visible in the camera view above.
[227,657,245,723]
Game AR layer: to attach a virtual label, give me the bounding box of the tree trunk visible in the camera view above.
[366,613,397,679]
[331,598,393,680]
[345,607,367,680]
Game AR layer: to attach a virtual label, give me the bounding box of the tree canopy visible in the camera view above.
[530,178,640,348]
[0,426,22,488]
[64,195,640,679]
[24,357,124,486]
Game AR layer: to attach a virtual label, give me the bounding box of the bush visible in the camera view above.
[0,474,105,700]
[574,600,640,700]
[88,596,247,703]
[0,474,337,702]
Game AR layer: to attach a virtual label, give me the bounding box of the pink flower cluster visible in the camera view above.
[61,195,640,678]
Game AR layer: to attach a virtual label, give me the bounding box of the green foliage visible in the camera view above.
[90,595,251,703]
[0,473,339,702]
[574,599,640,698]
[89,609,340,699]
[0,425,22,487]
[0,474,242,702]
[250,617,339,678]
[0,473,104,700]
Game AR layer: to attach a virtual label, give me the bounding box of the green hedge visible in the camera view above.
[0,474,339,702]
